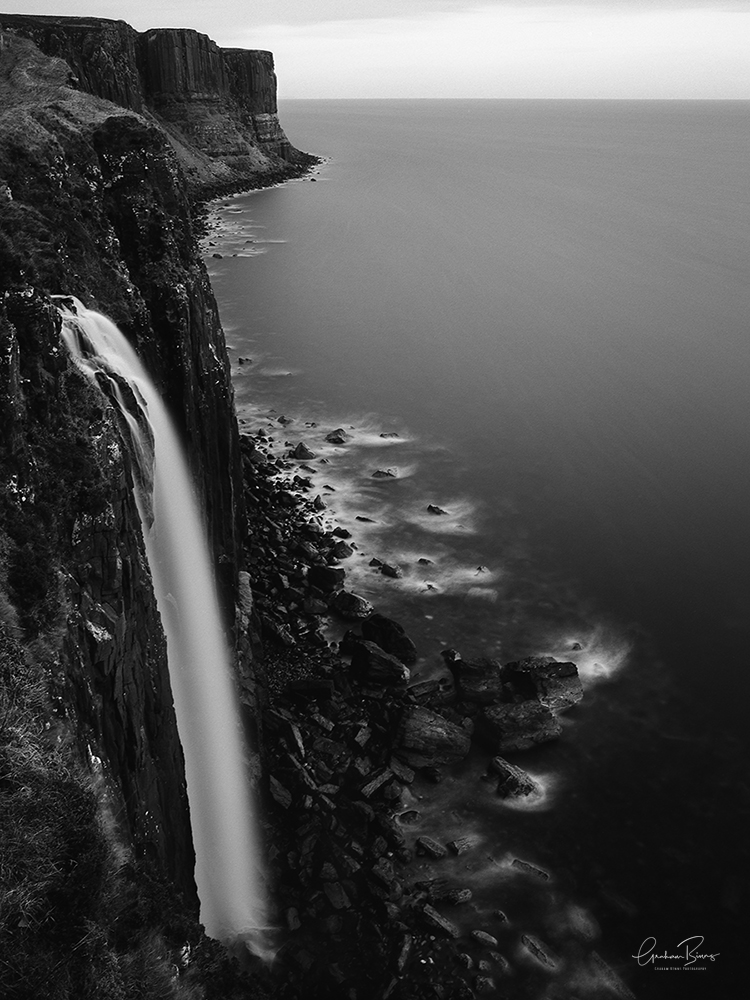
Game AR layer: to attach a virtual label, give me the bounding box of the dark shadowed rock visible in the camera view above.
[361,613,418,665]
[307,564,346,592]
[292,441,316,460]
[476,701,562,753]
[502,656,583,711]
[372,468,397,479]
[325,428,350,444]
[489,756,538,798]
[427,504,449,515]
[395,706,471,768]
[330,590,374,620]
[379,562,402,579]
[452,656,505,705]
[422,904,460,938]
[350,640,410,688]
[416,836,448,859]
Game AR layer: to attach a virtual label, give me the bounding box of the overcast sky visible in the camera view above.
[10,1,750,98]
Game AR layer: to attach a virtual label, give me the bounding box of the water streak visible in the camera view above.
[59,299,270,955]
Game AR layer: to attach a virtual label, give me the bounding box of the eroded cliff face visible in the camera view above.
[0,13,310,197]
[0,24,273,905]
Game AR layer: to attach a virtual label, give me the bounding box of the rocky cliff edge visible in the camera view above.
[0,13,316,198]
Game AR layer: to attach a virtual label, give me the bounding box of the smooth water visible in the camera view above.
[60,302,270,955]
[206,100,748,994]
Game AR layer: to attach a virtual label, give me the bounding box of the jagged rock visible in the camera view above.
[489,756,538,798]
[422,904,460,938]
[323,881,351,910]
[451,655,505,705]
[521,934,558,969]
[332,540,354,559]
[443,888,473,904]
[389,757,415,783]
[476,701,562,753]
[380,432,399,438]
[360,769,393,799]
[380,562,403,579]
[501,656,583,711]
[361,613,418,665]
[325,428,350,444]
[447,837,476,856]
[350,640,410,688]
[307,564,346,592]
[292,441,316,460]
[471,930,499,948]
[330,590,374,620]
[395,706,471,768]
[416,836,448,859]
[269,775,293,809]
[511,858,550,880]
[333,526,351,539]
[372,468,397,478]
[408,672,456,704]
[427,504,449,515]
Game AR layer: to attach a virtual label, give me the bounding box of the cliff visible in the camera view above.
[0,14,313,198]
[0,19,288,993]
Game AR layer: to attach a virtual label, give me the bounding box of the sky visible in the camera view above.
[8,1,750,98]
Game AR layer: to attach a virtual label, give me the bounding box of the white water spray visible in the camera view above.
[59,299,271,956]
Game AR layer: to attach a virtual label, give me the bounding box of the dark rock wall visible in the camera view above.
[0,14,145,111]
[0,13,305,193]
[0,24,282,905]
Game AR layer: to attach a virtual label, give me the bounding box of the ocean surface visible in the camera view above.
[205,100,749,996]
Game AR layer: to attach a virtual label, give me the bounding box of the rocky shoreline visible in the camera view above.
[236,427,599,999]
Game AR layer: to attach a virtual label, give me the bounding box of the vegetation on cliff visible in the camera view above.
[0,22,281,999]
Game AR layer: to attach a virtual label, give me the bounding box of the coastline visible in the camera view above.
[206,185,637,995]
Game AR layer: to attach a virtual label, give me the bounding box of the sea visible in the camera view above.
[204,100,749,997]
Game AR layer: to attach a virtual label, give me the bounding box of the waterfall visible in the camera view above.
[59,298,271,957]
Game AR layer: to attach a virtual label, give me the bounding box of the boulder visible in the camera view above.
[372,468,397,479]
[291,441,316,460]
[350,640,410,688]
[427,504,448,515]
[325,428,350,444]
[452,655,505,705]
[416,836,448,860]
[307,564,346,592]
[380,562,402,579]
[476,701,562,753]
[330,590,374,620]
[395,706,471,768]
[489,756,538,798]
[332,540,354,559]
[361,613,417,665]
[501,656,583,711]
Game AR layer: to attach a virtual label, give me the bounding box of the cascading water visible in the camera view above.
[59,298,271,957]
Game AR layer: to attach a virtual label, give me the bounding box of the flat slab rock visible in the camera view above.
[502,656,583,711]
[350,639,410,688]
[476,701,562,753]
[395,706,471,768]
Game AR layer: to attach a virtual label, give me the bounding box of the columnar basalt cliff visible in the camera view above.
[0,17,278,946]
[0,13,312,197]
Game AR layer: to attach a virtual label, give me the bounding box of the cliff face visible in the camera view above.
[0,14,310,197]
[0,21,282,907]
